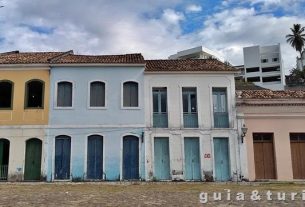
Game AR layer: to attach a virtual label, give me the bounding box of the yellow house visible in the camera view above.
[0,51,65,181]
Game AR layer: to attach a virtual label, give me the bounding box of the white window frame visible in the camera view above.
[121,80,141,110]
[87,80,107,110]
[54,80,74,110]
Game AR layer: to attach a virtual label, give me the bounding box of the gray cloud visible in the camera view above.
[0,0,303,73]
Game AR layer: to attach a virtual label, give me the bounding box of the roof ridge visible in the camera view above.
[48,50,74,63]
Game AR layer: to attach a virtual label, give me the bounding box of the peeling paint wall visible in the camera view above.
[144,73,239,181]
[47,66,146,181]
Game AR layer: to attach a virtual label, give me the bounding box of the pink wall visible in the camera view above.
[244,117,305,181]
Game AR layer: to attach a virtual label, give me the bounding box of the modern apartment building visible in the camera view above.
[242,44,285,90]
[168,46,225,62]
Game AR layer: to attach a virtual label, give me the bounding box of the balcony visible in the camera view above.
[214,112,229,128]
[153,113,168,128]
[183,113,198,128]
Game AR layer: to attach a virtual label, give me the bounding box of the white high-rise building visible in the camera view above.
[242,44,285,90]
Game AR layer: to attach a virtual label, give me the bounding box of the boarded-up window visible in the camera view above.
[0,81,13,109]
[123,81,138,107]
[90,81,105,107]
[57,81,72,107]
[25,80,44,108]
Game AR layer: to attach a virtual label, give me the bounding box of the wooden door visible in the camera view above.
[87,135,103,180]
[55,136,71,180]
[290,133,305,179]
[24,138,42,180]
[154,137,170,180]
[213,138,230,181]
[184,137,201,180]
[123,136,139,180]
[253,133,276,180]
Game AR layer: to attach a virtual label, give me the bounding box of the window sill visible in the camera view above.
[121,107,141,110]
[88,107,107,110]
[0,108,13,110]
[54,107,74,110]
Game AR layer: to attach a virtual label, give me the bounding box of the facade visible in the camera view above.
[144,59,240,181]
[237,90,305,181]
[168,46,225,62]
[0,51,61,181]
[242,44,285,90]
[46,53,146,181]
[296,51,305,70]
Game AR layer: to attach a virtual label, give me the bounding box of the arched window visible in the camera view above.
[25,80,44,108]
[57,81,72,107]
[123,81,138,107]
[0,80,13,109]
[90,81,105,107]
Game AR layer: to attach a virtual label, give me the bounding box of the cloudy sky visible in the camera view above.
[0,0,305,73]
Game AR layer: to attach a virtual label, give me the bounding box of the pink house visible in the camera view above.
[237,90,305,181]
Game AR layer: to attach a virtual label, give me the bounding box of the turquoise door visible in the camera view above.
[213,138,230,181]
[184,137,201,180]
[154,137,170,180]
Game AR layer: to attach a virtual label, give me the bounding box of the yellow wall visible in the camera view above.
[0,69,49,125]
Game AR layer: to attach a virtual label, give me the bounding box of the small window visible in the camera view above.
[123,81,138,107]
[247,77,260,82]
[261,59,268,63]
[0,81,13,109]
[90,81,105,107]
[246,67,259,73]
[262,76,281,83]
[57,81,72,107]
[25,80,44,108]
[272,58,278,62]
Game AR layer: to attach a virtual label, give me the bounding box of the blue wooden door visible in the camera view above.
[87,135,103,179]
[213,138,230,181]
[123,136,139,180]
[55,136,71,180]
[154,137,170,180]
[184,137,201,180]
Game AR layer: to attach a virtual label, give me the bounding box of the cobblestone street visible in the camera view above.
[0,182,305,206]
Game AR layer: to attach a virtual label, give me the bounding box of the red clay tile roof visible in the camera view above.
[0,52,64,64]
[53,53,145,64]
[237,90,305,99]
[145,59,238,72]
[0,51,145,64]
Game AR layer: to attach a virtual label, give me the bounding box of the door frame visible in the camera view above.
[23,137,43,181]
[53,135,72,181]
[120,133,141,180]
[84,133,105,180]
[183,136,202,181]
[252,132,277,180]
[153,136,171,181]
[212,137,231,181]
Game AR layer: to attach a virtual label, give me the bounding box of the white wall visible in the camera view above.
[144,72,239,181]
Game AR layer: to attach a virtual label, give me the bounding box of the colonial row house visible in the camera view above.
[5,50,301,182]
[237,90,305,181]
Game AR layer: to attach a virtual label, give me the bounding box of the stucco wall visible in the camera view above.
[238,107,305,181]
[47,66,145,181]
[0,127,45,181]
[144,73,239,181]
[0,69,50,125]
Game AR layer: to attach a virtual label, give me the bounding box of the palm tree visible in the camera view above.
[286,24,305,69]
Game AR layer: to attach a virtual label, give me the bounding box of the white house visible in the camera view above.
[144,59,240,181]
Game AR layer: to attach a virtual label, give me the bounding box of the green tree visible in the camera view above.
[286,24,305,69]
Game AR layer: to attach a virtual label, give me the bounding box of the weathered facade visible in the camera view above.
[0,51,58,181]
[237,90,305,181]
[144,59,240,181]
[46,53,146,181]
